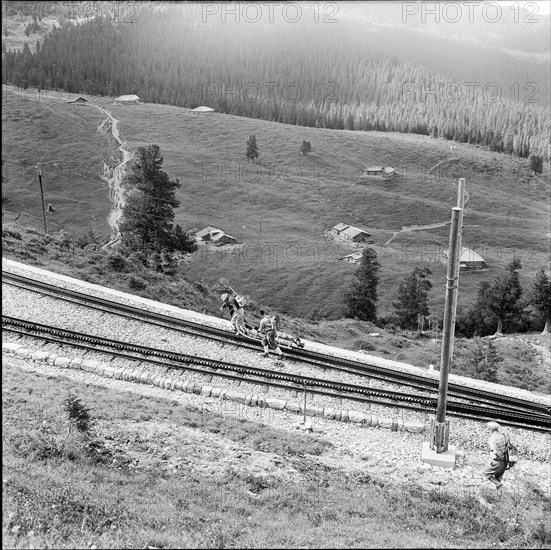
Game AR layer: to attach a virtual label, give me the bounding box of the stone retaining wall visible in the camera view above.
[3,342,426,434]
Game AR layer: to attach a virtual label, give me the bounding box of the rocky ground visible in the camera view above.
[4,349,550,511]
[3,258,550,511]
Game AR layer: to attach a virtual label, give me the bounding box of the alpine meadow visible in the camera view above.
[2,2,551,549]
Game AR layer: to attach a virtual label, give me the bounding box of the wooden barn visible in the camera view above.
[443,246,486,269]
[190,106,216,115]
[339,252,363,264]
[114,94,140,105]
[331,222,350,236]
[340,226,371,243]
[195,226,223,241]
[67,97,89,105]
[364,166,396,178]
[212,232,237,246]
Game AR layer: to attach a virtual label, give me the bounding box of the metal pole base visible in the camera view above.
[429,419,450,453]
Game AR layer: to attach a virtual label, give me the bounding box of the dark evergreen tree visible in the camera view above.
[461,338,501,383]
[529,154,544,175]
[460,281,497,337]
[528,269,551,333]
[483,257,524,335]
[1,4,549,161]
[345,248,380,322]
[246,134,259,163]
[393,266,433,330]
[119,144,196,255]
[300,140,312,155]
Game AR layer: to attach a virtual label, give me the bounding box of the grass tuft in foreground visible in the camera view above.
[3,360,550,548]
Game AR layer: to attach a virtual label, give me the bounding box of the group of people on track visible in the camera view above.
[220,291,304,360]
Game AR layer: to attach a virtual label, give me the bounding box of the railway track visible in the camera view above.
[3,271,550,419]
[3,316,551,432]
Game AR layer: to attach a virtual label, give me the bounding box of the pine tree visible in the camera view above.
[529,154,543,175]
[393,266,433,330]
[300,140,312,155]
[463,338,501,383]
[345,248,380,322]
[528,269,551,333]
[119,144,195,255]
[246,134,259,163]
[484,257,524,335]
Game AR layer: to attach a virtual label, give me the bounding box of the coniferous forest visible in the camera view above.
[2,2,550,160]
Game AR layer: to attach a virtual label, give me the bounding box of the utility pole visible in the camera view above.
[36,163,48,234]
[422,179,464,466]
[433,178,465,452]
[303,382,308,423]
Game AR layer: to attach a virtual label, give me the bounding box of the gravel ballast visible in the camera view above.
[2,258,550,498]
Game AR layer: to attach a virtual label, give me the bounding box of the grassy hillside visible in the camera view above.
[2,88,115,239]
[107,102,550,319]
[2,93,549,321]
[3,226,550,394]
[4,361,550,549]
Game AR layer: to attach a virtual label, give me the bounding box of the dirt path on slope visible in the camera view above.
[384,169,471,247]
[93,105,133,248]
[3,86,132,246]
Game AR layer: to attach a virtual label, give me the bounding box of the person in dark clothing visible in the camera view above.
[483,421,508,490]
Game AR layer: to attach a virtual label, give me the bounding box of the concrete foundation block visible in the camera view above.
[266,398,287,410]
[378,417,394,429]
[69,357,83,369]
[420,442,457,469]
[31,350,50,362]
[54,357,71,368]
[403,421,425,434]
[302,405,323,417]
[348,411,367,424]
[226,390,247,404]
[131,370,142,383]
[47,354,59,365]
[82,360,101,373]
[201,386,213,397]
[103,366,116,378]
[285,402,300,413]
[211,387,222,398]
[15,348,32,357]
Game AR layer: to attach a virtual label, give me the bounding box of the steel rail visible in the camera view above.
[3,317,550,432]
[3,271,549,417]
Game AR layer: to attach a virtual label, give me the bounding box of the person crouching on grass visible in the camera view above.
[483,421,508,491]
[258,310,284,360]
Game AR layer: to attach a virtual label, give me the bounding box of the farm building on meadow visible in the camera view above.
[195,226,223,242]
[332,223,371,243]
[340,226,371,243]
[339,252,363,264]
[190,106,216,114]
[364,166,396,178]
[67,97,88,105]
[211,232,237,246]
[443,246,486,269]
[114,94,140,105]
[195,227,237,246]
[331,223,350,236]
